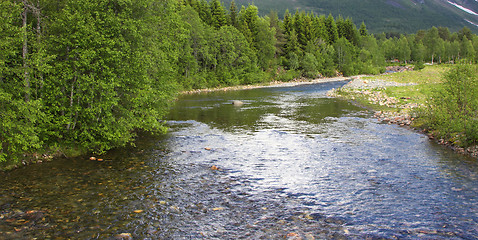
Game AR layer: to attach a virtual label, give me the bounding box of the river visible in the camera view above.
[1,80,477,239]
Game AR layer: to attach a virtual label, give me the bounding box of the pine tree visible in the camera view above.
[210,0,227,29]
[336,15,346,39]
[315,15,328,43]
[198,0,212,25]
[285,29,301,56]
[359,22,368,37]
[283,9,292,35]
[325,14,338,44]
[243,5,259,37]
[229,0,237,27]
[267,10,286,56]
[337,17,359,45]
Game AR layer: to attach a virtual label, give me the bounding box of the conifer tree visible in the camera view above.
[359,22,368,36]
[325,14,339,44]
[267,10,287,56]
[243,5,259,38]
[198,0,212,25]
[210,0,227,29]
[229,0,237,27]
[300,13,314,47]
[315,15,329,43]
[336,15,346,39]
[293,11,307,47]
[458,27,473,42]
[285,29,301,55]
[283,9,293,35]
[344,18,359,45]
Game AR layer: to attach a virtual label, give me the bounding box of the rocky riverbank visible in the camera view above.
[181,77,352,95]
[328,75,478,159]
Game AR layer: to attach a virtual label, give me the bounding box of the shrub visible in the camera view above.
[424,63,478,146]
[0,91,44,164]
[276,70,301,82]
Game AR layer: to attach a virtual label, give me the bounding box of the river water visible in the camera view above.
[1,81,477,239]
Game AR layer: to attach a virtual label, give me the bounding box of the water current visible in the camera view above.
[1,81,477,239]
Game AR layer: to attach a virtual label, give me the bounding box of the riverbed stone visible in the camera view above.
[232,100,244,106]
[115,233,132,239]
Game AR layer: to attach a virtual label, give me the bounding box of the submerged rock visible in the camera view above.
[232,100,244,106]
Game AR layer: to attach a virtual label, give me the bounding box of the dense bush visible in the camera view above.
[275,70,302,82]
[423,64,478,146]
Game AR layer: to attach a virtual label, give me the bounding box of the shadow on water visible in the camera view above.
[1,80,477,239]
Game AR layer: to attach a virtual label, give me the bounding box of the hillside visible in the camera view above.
[223,0,478,33]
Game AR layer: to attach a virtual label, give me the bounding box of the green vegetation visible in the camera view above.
[365,65,447,84]
[420,64,478,147]
[332,65,446,111]
[1,0,478,168]
[365,66,449,109]
[1,0,182,168]
[223,0,478,34]
[333,64,478,150]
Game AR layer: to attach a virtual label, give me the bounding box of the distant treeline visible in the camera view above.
[1,0,477,167]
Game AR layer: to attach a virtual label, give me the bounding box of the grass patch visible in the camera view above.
[382,83,440,106]
[332,64,478,152]
[333,65,451,113]
[363,65,449,84]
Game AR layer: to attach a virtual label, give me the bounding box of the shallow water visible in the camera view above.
[1,81,477,239]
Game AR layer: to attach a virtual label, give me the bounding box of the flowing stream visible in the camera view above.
[1,81,477,239]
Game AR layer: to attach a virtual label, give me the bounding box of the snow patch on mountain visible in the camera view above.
[447,1,478,16]
[465,19,478,27]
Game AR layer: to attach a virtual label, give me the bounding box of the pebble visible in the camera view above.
[331,77,478,160]
[115,233,132,239]
[342,78,416,90]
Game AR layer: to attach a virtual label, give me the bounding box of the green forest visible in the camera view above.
[224,0,478,34]
[1,0,478,168]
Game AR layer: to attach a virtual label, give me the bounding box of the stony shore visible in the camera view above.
[328,75,478,159]
[327,76,419,126]
[180,76,353,95]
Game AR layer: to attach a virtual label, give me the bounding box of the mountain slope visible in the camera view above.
[223,0,478,33]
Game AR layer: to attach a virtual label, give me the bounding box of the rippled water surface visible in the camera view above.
[1,81,478,239]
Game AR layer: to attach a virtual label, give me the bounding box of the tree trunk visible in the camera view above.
[35,0,44,99]
[66,75,77,130]
[22,2,30,102]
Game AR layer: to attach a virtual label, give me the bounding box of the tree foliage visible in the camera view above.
[424,64,478,146]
